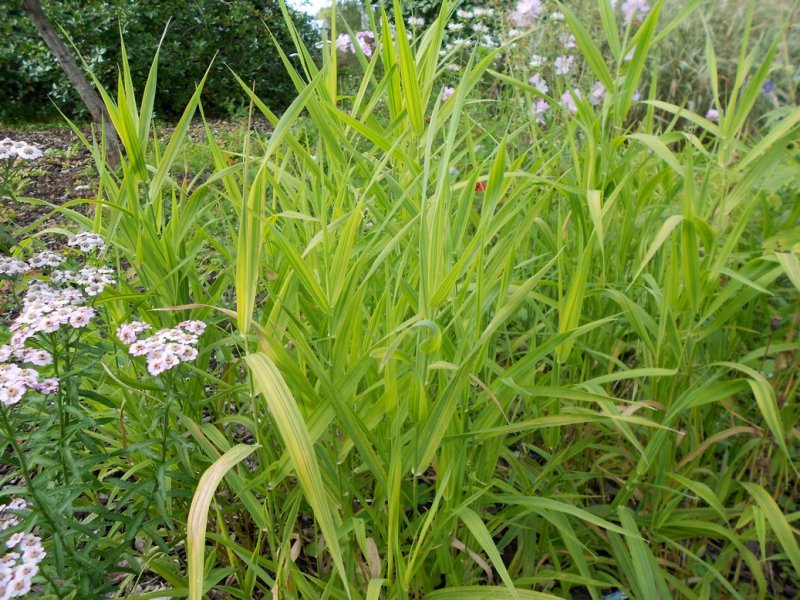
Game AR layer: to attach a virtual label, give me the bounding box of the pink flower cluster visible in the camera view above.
[614,0,650,24]
[510,0,543,28]
[117,320,206,376]
[0,500,46,598]
[0,364,37,407]
[335,31,376,57]
[5,282,95,349]
[50,266,115,296]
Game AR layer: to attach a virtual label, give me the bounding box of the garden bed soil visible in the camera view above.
[1,125,96,229]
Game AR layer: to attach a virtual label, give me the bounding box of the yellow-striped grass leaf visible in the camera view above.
[557,238,593,363]
[497,495,629,537]
[775,252,800,293]
[403,467,451,588]
[392,0,424,134]
[425,588,561,600]
[667,473,729,523]
[716,361,789,460]
[557,2,613,90]
[246,352,350,595]
[598,0,620,60]
[366,579,386,600]
[380,8,403,122]
[587,189,603,250]
[617,506,670,599]
[741,483,800,577]
[455,508,519,600]
[187,444,258,600]
[629,214,683,285]
[628,133,685,177]
[617,1,661,120]
[148,65,211,203]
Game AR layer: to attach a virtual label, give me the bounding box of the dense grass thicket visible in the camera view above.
[1,0,799,598]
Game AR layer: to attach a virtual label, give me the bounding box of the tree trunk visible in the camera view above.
[22,0,122,167]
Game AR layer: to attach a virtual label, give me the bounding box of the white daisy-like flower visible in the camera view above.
[21,349,52,367]
[14,144,43,161]
[68,306,95,328]
[67,232,106,253]
[0,257,30,277]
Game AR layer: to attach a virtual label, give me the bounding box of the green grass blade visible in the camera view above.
[187,444,259,600]
[246,352,350,596]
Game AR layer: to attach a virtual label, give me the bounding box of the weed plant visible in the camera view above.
[1,0,799,598]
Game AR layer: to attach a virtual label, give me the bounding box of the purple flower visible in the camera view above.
[705,107,720,123]
[531,99,550,123]
[561,90,580,115]
[554,55,574,76]
[762,80,774,94]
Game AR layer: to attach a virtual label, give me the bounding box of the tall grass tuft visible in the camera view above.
[37,0,800,597]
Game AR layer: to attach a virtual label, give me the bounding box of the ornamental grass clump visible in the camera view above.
[1,0,798,598]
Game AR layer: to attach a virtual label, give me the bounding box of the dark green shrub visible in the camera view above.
[0,0,318,123]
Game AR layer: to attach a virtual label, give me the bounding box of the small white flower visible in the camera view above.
[128,340,149,356]
[147,357,168,376]
[441,86,455,101]
[14,144,43,161]
[0,257,30,277]
[21,349,52,367]
[529,54,545,68]
[559,33,576,49]
[67,232,106,253]
[28,251,64,269]
[34,378,59,395]
[705,107,720,122]
[68,306,95,328]
[178,346,198,362]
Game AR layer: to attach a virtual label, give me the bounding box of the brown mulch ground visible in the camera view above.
[1,125,97,231]
[2,118,270,231]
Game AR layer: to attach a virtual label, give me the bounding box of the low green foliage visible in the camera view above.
[0,0,317,123]
[1,0,799,598]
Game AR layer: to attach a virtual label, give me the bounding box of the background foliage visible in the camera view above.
[0,0,318,123]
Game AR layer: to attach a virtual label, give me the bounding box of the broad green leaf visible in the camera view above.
[246,353,350,595]
[187,444,258,600]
